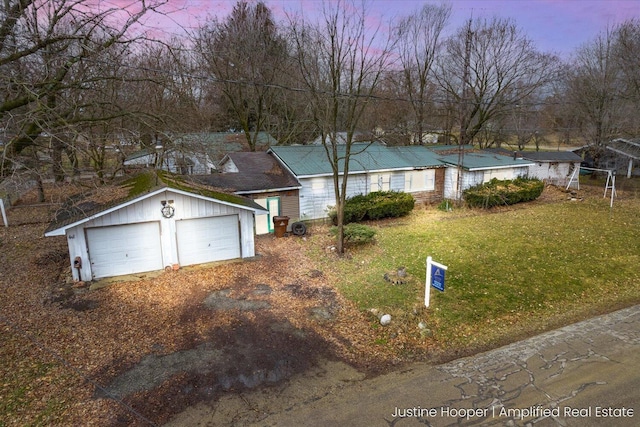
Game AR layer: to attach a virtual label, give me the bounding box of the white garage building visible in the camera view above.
[45,172,268,281]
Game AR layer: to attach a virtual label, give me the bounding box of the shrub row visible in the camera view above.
[463,177,544,208]
[329,191,415,224]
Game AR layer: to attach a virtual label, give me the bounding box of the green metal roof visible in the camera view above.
[269,143,446,177]
[438,151,534,171]
[388,145,446,168]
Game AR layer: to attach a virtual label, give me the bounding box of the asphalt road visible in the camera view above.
[252,305,640,427]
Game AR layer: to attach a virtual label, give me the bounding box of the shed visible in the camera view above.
[517,151,582,186]
[44,171,268,281]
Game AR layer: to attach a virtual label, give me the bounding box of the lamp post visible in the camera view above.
[154,144,163,169]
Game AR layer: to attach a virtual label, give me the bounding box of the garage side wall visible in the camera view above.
[65,225,91,282]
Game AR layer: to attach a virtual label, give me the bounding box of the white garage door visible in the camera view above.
[86,222,164,279]
[176,215,241,266]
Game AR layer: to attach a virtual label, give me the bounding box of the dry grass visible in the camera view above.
[1,179,639,425]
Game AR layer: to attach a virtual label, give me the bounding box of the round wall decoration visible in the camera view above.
[161,205,175,218]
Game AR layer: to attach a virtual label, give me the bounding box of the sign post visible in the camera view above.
[425,256,447,308]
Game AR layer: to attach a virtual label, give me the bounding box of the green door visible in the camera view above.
[267,197,281,233]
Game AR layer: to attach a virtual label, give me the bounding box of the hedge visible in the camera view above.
[329,191,415,224]
[463,177,544,208]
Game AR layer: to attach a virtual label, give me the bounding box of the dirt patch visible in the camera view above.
[203,288,271,311]
[98,315,321,400]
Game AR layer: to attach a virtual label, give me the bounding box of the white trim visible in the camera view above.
[45,187,267,237]
[467,164,533,171]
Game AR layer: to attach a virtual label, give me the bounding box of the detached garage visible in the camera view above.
[45,171,268,281]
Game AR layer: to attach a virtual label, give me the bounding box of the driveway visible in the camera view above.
[167,305,640,426]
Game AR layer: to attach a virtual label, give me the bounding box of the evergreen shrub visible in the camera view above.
[463,177,544,208]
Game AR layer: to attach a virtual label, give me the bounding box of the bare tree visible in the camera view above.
[289,0,394,254]
[394,2,451,145]
[615,19,640,104]
[194,1,288,150]
[436,17,560,148]
[0,0,168,186]
[565,28,622,149]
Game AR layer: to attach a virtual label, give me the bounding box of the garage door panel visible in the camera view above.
[177,215,240,266]
[86,222,163,279]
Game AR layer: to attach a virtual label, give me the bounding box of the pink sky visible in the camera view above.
[137,0,639,57]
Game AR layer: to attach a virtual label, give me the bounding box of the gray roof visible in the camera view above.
[519,151,583,162]
[486,147,582,162]
[188,152,300,193]
[438,151,534,171]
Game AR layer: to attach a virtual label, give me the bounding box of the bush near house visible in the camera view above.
[330,223,377,245]
[329,191,415,224]
[464,177,544,208]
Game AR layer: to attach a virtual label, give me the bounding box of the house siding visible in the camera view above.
[246,189,300,234]
[528,162,579,186]
[299,174,370,220]
[298,169,445,220]
[444,167,529,200]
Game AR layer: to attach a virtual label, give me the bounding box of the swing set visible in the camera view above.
[566,166,616,208]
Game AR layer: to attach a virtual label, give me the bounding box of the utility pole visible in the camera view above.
[456,18,473,202]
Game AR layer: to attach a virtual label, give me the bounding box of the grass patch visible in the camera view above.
[311,189,640,355]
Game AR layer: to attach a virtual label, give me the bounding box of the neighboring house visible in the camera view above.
[44,171,268,281]
[308,132,368,145]
[188,152,301,235]
[268,143,446,220]
[435,148,534,200]
[123,132,277,175]
[174,131,275,159]
[123,146,216,175]
[605,138,640,178]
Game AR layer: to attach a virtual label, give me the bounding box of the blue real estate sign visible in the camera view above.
[430,264,446,292]
[425,256,448,308]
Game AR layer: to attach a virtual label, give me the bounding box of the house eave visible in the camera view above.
[235,186,302,195]
[466,163,534,171]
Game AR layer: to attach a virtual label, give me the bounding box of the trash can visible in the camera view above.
[273,216,290,238]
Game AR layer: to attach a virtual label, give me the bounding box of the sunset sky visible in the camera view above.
[140,0,639,57]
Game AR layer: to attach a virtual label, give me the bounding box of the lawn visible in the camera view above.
[1,181,638,424]
[309,184,640,359]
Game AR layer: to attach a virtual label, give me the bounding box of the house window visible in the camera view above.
[311,178,326,190]
[405,170,435,192]
[370,173,390,192]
